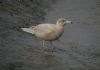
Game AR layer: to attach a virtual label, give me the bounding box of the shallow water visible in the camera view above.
[0,0,100,70]
[45,0,100,69]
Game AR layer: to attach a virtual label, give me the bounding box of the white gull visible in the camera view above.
[21,17,72,49]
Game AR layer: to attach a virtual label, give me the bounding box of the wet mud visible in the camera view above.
[0,0,100,70]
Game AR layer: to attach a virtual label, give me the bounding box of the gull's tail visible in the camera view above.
[21,28,35,34]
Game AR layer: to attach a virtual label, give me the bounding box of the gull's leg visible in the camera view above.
[49,41,54,52]
[42,41,54,53]
[49,41,52,47]
[43,40,45,47]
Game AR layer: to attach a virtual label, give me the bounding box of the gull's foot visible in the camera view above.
[43,46,55,55]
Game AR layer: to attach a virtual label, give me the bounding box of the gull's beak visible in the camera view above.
[66,20,72,24]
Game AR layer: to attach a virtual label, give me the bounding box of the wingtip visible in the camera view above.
[21,28,34,34]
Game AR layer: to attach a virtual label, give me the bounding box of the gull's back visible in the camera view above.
[33,23,63,41]
[34,23,56,32]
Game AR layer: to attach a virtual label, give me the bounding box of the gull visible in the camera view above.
[21,17,72,50]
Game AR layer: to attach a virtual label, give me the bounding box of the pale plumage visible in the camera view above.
[21,17,72,49]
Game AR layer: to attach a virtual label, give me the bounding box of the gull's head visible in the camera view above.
[57,17,72,26]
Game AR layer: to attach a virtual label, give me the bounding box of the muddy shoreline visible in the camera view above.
[0,0,100,70]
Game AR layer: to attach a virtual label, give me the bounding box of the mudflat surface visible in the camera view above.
[0,0,100,70]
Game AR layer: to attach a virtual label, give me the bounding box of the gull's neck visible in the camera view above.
[56,22,64,27]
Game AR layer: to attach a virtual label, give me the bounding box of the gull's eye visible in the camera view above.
[61,19,65,22]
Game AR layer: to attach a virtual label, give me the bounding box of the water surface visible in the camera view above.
[0,0,100,70]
